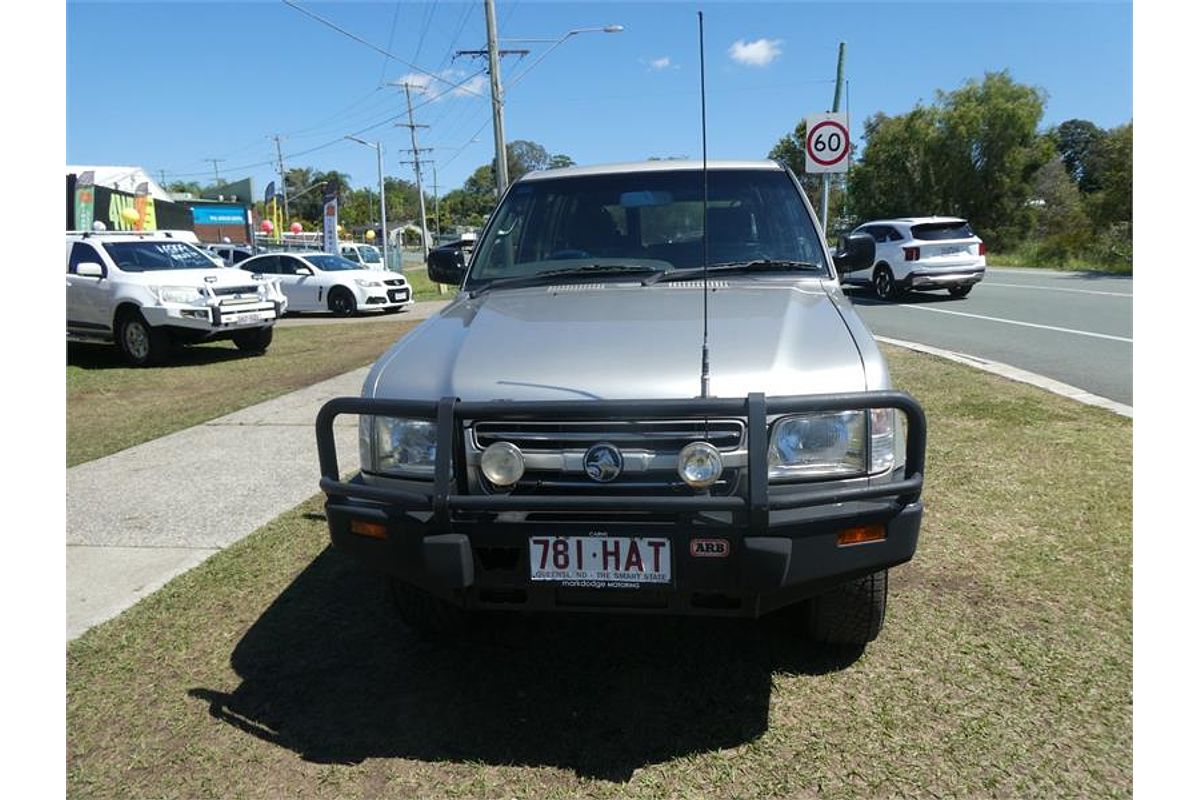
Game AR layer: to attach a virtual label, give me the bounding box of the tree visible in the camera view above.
[1027,157,1090,262]
[846,71,1050,248]
[165,180,204,196]
[1054,119,1106,192]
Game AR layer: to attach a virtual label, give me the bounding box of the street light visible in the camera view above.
[481,0,623,197]
[344,135,390,269]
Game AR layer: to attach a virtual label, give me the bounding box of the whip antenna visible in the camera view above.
[698,10,711,398]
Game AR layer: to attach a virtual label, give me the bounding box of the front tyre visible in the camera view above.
[232,326,273,353]
[116,310,170,367]
[804,569,889,646]
[873,265,899,300]
[388,577,469,637]
[328,287,358,317]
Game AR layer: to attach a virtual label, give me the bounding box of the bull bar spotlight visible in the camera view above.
[480,441,525,487]
[677,441,723,489]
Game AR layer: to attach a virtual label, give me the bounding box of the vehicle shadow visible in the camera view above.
[189,547,861,782]
[67,341,252,370]
[843,286,964,307]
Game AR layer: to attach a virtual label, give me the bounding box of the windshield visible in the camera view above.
[357,245,382,263]
[467,168,829,287]
[103,241,217,272]
[305,254,363,271]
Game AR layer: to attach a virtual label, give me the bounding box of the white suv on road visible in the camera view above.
[67,231,288,366]
[840,217,986,299]
[238,251,412,316]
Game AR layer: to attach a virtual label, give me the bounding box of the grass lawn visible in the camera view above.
[66,345,1131,798]
[67,320,418,467]
[985,252,1133,275]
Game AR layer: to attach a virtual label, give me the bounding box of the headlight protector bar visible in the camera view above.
[317,391,926,531]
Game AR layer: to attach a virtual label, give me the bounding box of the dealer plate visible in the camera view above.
[529,536,671,584]
[226,313,264,326]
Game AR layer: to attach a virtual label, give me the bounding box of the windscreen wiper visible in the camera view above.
[644,259,826,285]
[471,264,665,294]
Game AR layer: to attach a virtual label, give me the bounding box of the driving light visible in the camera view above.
[768,412,865,480]
[677,441,723,489]
[480,441,525,487]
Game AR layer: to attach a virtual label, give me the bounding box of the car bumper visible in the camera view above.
[316,391,927,618]
[904,266,986,289]
[142,300,281,331]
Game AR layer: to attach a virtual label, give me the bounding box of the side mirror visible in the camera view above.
[76,262,104,278]
[833,232,875,274]
[427,245,467,285]
[295,266,313,276]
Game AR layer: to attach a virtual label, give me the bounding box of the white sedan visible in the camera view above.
[238,251,412,316]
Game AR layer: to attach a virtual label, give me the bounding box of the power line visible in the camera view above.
[281,0,485,98]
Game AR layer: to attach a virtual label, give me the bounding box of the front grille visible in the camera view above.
[212,285,259,297]
[469,419,745,495]
[383,278,406,287]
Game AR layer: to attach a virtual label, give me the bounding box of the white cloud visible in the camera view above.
[391,69,486,100]
[649,56,672,71]
[728,38,783,67]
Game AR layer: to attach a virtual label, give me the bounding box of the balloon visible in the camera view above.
[120,207,140,224]
[92,220,106,231]
[365,229,376,240]
[337,224,345,233]
[261,220,274,233]
[290,222,303,233]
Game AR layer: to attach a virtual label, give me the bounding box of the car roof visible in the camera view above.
[520,159,784,182]
[857,216,968,227]
[66,230,201,243]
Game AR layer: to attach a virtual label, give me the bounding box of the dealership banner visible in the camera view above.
[322,186,339,254]
[74,170,95,231]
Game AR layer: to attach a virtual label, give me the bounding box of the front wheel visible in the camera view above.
[948,285,973,298]
[804,569,889,646]
[116,311,170,367]
[232,326,273,353]
[328,288,358,317]
[873,266,900,300]
[388,578,469,637]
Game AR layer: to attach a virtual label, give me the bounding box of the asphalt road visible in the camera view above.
[846,267,1133,406]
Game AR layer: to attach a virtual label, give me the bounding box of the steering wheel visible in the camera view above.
[549,249,590,260]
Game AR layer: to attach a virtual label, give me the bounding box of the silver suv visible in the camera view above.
[315,161,926,648]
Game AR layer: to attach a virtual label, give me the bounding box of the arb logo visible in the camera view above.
[690,538,730,558]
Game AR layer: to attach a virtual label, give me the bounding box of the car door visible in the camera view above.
[279,255,323,310]
[66,241,113,332]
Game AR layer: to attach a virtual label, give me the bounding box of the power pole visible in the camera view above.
[272,134,290,222]
[820,42,846,237]
[398,83,431,262]
[484,0,508,199]
[204,158,225,184]
[400,157,439,237]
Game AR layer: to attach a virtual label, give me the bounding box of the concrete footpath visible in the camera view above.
[66,300,451,641]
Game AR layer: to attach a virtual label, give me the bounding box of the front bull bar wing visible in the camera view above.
[316,391,925,532]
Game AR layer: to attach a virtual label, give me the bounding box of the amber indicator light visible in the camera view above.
[350,519,388,540]
[837,524,886,546]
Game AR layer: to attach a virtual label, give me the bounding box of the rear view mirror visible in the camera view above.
[833,233,875,274]
[76,262,104,278]
[428,245,467,285]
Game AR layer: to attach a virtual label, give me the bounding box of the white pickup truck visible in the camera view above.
[66,230,288,366]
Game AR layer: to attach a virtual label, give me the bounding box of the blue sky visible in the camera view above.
[66,1,1132,200]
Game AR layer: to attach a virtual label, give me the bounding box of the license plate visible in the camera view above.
[529,536,671,584]
[227,313,262,326]
[940,246,968,256]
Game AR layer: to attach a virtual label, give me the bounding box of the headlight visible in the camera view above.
[156,286,204,304]
[354,278,383,288]
[868,408,907,475]
[361,416,438,477]
[768,411,865,480]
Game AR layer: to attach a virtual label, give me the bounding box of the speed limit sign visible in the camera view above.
[805,113,850,174]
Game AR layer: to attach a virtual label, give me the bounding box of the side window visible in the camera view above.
[886,227,904,242]
[231,251,251,264]
[68,242,104,276]
[252,256,278,274]
[278,256,303,275]
[870,227,890,244]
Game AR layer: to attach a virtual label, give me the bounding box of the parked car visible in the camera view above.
[339,242,386,268]
[238,251,412,316]
[66,230,287,366]
[839,217,986,299]
[207,244,255,268]
[314,160,927,649]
